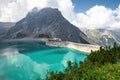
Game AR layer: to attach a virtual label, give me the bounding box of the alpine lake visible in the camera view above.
[0,40,87,80]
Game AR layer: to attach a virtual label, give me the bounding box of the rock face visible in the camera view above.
[6,7,94,44]
[81,28,120,46]
[110,29,120,39]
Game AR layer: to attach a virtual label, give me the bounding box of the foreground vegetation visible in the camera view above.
[37,43,120,80]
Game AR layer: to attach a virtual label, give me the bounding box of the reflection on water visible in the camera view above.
[0,48,19,58]
[0,41,87,80]
[61,49,87,67]
[0,51,49,80]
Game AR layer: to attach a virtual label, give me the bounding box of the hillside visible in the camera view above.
[81,28,120,46]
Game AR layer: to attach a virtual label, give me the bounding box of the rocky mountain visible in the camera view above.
[110,29,120,39]
[6,7,94,44]
[0,22,15,37]
[81,28,120,46]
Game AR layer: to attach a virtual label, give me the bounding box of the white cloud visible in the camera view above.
[0,0,120,29]
[0,0,28,22]
[72,5,120,29]
[27,0,47,10]
[73,5,115,29]
[58,0,75,21]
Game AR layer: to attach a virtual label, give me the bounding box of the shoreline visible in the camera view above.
[0,38,100,54]
[46,41,100,54]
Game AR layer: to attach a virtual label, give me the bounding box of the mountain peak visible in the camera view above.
[29,7,60,15]
[6,7,95,44]
[40,7,59,11]
[30,7,40,12]
[26,7,62,22]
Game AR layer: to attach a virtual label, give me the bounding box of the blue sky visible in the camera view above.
[72,0,120,12]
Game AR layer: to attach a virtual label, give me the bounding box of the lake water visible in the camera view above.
[0,41,87,80]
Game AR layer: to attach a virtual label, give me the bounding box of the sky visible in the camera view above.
[72,0,120,12]
[0,0,120,29]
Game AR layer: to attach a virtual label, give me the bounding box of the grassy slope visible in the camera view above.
[83,29,102,44]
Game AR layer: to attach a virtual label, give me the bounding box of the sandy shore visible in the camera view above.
[46,41,100,54]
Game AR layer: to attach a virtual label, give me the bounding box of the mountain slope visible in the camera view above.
[6,7,94,44]
[0,22,15,37]
[110,28,120,39]
[81,28,120,46]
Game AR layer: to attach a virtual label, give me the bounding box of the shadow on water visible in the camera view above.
[0,41,58,55]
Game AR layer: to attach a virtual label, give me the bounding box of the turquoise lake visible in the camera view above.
[0,41,87,80]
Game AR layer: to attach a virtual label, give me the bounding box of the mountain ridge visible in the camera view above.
[81,28,120,46]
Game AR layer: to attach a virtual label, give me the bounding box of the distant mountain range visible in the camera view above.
[81,28,120,46]
[110,29,120,39]
[5,7,95,44]
[0,22,15,37]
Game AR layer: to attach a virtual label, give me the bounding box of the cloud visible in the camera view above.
[0,0,120,29]
[73,5,115,29]
[72,5,120,29]
[58,0,75,21]
[0,0,28,22]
